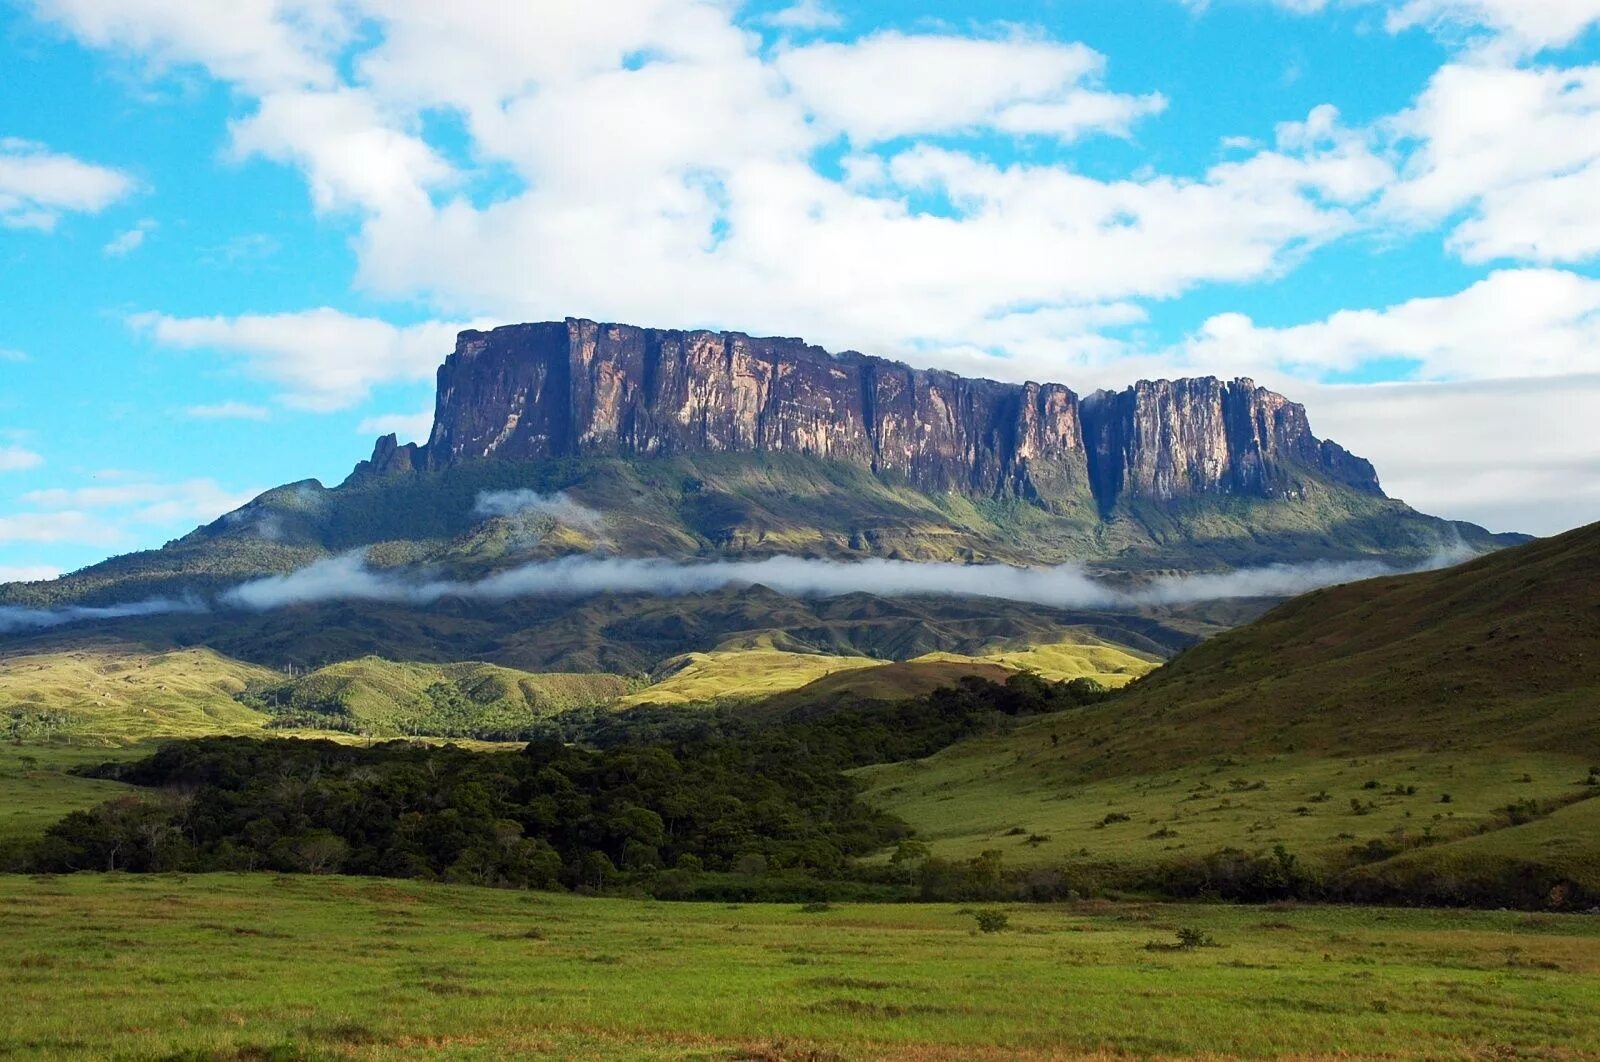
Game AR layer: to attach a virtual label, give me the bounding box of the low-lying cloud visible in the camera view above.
[474,490,606,532]
[0,595,205,634]
[219,549,1477,614]
[0,547,1479,635]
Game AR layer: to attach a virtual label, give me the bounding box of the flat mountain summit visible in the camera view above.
[355,319,1381,517]
[2,318,1520,634]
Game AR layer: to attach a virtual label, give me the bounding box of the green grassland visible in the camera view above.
[859,523,1600,902]
[1,873,1597,1059]
[0,744,143,844]
[910,634,1161,683]
[860,742,1596,875]
[0,641,274,744]
[246,656,637,735]
[617,647,885,707]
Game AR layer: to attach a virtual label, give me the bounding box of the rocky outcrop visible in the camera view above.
[1079,378,1380,513]
[351,319,1382,514]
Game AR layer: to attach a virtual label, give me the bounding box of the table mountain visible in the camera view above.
[3,317,1521,618]
[354,319,1381,518]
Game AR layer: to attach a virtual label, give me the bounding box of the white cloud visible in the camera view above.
[0,444,43,471]
[132,308,474,411]
[0,348,28,363]
[357,407,433,442]
[1181,269,1600,381]
[184,401,271,420]
[103,218,156,256]
[0,511,121,546]
[775,32,1166,143]
[35,4,1395,383]
[1385,0,1600,56]
[1306,376,1600,535]
[1258,0,1600,55]
[21,477,259,525]
[0,138,135,230]
[764,0,842,31]
[1383,63,1600,264]
[31,0,356,92]
[229,88,455,215]
[0,565,61,582]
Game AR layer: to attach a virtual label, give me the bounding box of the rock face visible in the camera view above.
[355,318,1381,514]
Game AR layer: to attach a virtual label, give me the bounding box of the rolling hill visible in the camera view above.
[860,521,1600,905]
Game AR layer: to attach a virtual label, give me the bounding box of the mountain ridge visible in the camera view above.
[352,318,1383,519]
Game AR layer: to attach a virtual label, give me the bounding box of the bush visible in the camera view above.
[973,910,1010,933]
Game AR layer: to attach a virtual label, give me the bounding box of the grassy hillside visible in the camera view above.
[862,523,1600,902]
[911,633,1160,684]
[249,656,636,736]
[1097,519,1600,767]
[1,874,1596,1059]
[0,641,275,744]
[621,628,1160,709]
[617,647,884,707]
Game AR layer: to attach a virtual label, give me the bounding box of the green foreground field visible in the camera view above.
[1,873,1598,1060]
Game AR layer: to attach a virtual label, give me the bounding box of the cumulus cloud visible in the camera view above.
[473,490,606,532]
[0,137,135,230]
[1384,0,1600,56]
[131,308,475,411]
[0,444,44,471]
[775,32,1167,143]
[1382,63,1600,264]
[44,3,1395,386]
[1181,269,1600,382]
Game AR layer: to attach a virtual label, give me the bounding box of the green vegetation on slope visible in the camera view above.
[0,744,142,844]
[616,646,883,707]
[0,641,275,744]
[861,522,1600,906]
[244,656,637,738]
[2,874,1597,1059]
[911,633,1160,684]
[1097,519,1600,767]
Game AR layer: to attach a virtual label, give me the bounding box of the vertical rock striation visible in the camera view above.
[354,318,1381,515]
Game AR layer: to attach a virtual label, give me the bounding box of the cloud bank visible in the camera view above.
[218,549,1472,613]
[0,595,205,634]
[0,546,1479,635]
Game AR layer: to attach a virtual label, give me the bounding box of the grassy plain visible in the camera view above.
[1,872,1598,1059]
[0,744,142,844]
[860,741,1597,874]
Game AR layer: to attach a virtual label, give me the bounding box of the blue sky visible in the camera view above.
[2,0,1600,579]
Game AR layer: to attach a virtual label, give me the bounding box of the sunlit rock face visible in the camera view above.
[355,318,1380,514]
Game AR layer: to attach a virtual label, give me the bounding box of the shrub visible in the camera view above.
[973,910,1009,933]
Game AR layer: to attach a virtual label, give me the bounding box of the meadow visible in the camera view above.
[2,872,1598,1059]
[859,741,1599,876]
